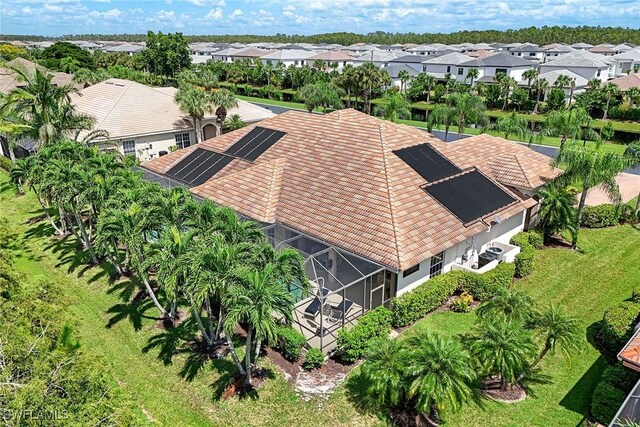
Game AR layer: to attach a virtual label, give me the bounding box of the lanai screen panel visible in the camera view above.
[394,143,461,182]
[166,148,233,186]
[423,169,517,224]
[224,126,286,161]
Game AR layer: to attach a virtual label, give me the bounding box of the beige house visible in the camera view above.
[72,79,274,161]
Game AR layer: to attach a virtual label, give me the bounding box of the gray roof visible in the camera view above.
[384,63,420,78]
[570,42,593,48]
[542,50,611,68]
[509,45,545,52]
[459,52,535,68]
[389,54,427,64]
[422,52,473,65]
[261,49,316,60]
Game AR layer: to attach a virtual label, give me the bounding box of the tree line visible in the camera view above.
[3,26,640,45]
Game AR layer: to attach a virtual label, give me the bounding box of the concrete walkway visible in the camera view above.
[585,172,640,206]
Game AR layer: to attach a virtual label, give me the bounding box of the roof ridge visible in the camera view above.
[94,79,134,130]
[264,158,286,221]
[510,153,533,188]
[377,123,403,270]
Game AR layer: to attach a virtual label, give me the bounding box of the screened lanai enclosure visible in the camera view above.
[262,223,394,352]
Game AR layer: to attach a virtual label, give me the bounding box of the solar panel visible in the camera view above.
[394,143,461,182]
[166,148,233,186]
[224,126,286,161]
[423,169,517,224]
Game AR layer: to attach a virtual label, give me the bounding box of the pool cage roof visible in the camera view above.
[611,378,640,427]
[261,222,385,295]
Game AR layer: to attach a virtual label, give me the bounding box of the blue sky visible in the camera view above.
[1,0,639,37]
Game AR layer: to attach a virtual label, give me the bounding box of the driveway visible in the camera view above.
[585,172,640,206]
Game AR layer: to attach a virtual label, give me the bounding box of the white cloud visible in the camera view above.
[205,7,223,20]
[94,0,111,3]
[184,0,225,6]
[88,7,122,19]
[230,9,243,18]
[43,4,64,12]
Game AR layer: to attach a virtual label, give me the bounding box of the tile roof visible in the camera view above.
[619,328,640,372]
[541,50,612,68]
[232,47,271,58]
[422,52,473,65]
[459,52,535,68]
[143,110,536,271]
[0,58,79,94]
[308,50,355,61]
[610,73,640,91]
[443,134,562,190]
[528,70,589,88]
[261,49,317,60]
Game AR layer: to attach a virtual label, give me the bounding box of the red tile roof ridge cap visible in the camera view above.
[264,158,287,220]
[494,152,534,189]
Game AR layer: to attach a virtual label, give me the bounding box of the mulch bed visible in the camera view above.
[544,235,573,249]
[481,377,527,403]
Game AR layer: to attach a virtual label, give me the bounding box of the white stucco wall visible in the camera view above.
[540,64,609,81]
[395,210,526,296]
[107,130,196,162]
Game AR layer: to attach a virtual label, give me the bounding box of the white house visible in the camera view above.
[71,79,275,161]
[352,51,402,68]
[610,48,640,77]
[458,52,535,82]
[540,50,612,81]
[508,44,545,62]
[260,49,316,67]
[421,52,474,80]
[211,48,242,63]
[307,50,355,70]
[389,55,426,73]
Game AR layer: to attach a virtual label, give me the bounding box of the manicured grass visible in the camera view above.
[0,173,379,427]
[407,225,640,426]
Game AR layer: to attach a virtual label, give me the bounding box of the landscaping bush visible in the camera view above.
[526,230,545,250]
[0,155,12,172]
[451,298,471,313]
[619,204,639,225]
[274,325,307,362]
[390,272,461,328]
[335,306,392,363]
[302,348,325,370]
[581,204,621,228]
[459,262,515,300]
[591,363,640,425]
[600,301,640,354]
[510,232,538,278]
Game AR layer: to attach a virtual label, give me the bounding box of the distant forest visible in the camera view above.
[2,26,640,45]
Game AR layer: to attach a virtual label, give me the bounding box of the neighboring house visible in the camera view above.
[520,70,589,98]
[71,79,274,161]
[189,43,224,56]
[611,43,635,54]
[407,43,454,56]
[141,109,560,351]
[343,44,381,55]
[0,58,80,95]
[609,73,640,91]
[570,42,594,50]
[389,54,426,73]
[610,49,640,77]
[384,64,420,88]
[260,49,316,67]
[467,50,496,59]
[540,50,612,81]
[508,43,545,62]
[211,48,242,63]
[421,52,474,80]
[611,328,640,426]
[231,47,271,62]
[458,52,535,82]
[352,50,402,68]
[307,50,355,70]
[102,43,144,55]
[589,44,617,57]
[543,44,576,62]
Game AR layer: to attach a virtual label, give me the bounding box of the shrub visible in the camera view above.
[451,298,471,313]
[526,231,545,250]
[302,348,325,370]
[390,272,461,328]
[459,262,515,300]
[336,307,392,363]
[510,232,538,278]
[274,325,307,362]
[600,301,640,353]
[581,204,621,228]
[619,204,639,225]
[591,363,640,425]
[0,155,12,172]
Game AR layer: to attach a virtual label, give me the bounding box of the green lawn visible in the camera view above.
[0,172,378,427]
[406,225,640,426]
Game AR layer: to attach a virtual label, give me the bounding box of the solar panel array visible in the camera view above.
[394,143,461,182]
[224,126,286,161]
[423,169,517,224]
[165,148,234,186]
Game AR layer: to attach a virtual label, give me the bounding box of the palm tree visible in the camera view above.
[174,84,213,145]
[532,77,549,114]
[223,114,246,132]
[528,305,582,371]
[601,82,620,120]
[493,110,528,141]
[522,68,539,96]
[428,103,456,142]
[554,74,576,109]
[398,69,411,93]
[360,339,406,409]
[555,142,637,249]
[542,108,589,151]
[356,63,386,114]
[373,91,411,123]
[465,316,537,391]
[298,81,344,113]
[466,68,479,87]
[447,93,487,137]
[476,290,535,323]
[336,65,357,108]
[212,88,238,127]
[421,73,437,103]
[224,263,295,387]
[405,331,476,425]
[537,181,577,242]
[495,73,516,111]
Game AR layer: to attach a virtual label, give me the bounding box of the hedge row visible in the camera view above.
[591,363,640,425]
[581,204,639,228]
[600,301,640,354]
[509,231,542,278]
[273,325,307,362]
[390,262,515,328]
[335,306,392,363]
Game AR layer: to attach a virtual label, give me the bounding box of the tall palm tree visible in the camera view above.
[537,181,577,242]
[554,141,637,249]
[212,88,238,128]
[528,305,582,371]
[298,81,344,114]
[495,73,517,111]
[336,65,356,108]
[522,68,539,96]
[373,91,411,123]
[174,84,213,145]
[554,74,576,109]
[532,77,549,114]
[476,290,535,323]
[447,92,487,137]
[356,63,386,114]
[466,68,480,87]
[428,103,456,142]
[542,108,589,151]
[493,110,528,141]
[465,316,537,391]
[601,82,620,120]
[398,69,411,93]
[405,331,476,425]
[224,263,295,387]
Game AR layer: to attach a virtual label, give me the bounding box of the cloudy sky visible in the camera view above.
[1,0,639,36]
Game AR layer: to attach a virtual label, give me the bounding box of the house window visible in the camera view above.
[457,67,464,75]
[597,69,602,77]
[429,251,445,278]
[529,52,536,57]
[446,65,451,73]
[496,68,508,75]
[294,60,299,66]
[402,264,420,278]
[122,140,135,156]
[422,65,426,72]
[174,132,191,149]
